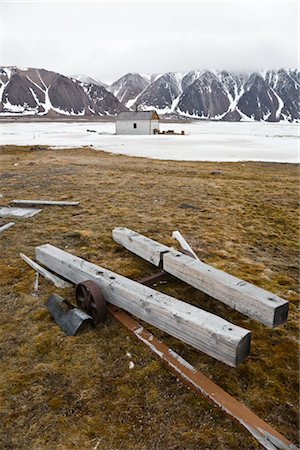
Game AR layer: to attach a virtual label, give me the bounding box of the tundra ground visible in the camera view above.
[0,146,298,450]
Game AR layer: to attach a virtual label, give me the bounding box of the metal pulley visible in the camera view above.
[75,280,107,325]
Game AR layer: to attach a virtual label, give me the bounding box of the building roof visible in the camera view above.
[116,111,160,121]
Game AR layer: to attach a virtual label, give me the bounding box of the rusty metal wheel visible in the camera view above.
[75,280,107,325]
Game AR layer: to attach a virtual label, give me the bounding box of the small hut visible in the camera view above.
[115,111,160,135]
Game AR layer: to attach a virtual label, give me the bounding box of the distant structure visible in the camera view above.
[115,111,160,135]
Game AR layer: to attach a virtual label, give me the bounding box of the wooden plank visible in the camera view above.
[163,250,288,328]
[0,222,15,234]
[0,207,42,218]
[20,253,72,289]
[112,227,170,267]
[113,228,289,328]
[35,244,251,367]
[11,200,79,207]
[110,305,297,450]
[172,230,200,260]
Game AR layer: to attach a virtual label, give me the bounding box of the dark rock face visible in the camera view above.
[108,68,299,122]
[221,109,242,121]
[107,73,149,106]
[2,73,40,109]
[1,66,299,121]
[181,70,201,91]
[83,83,127,115]
[265,69,300,121]
[237,73,279,121]
[216,71,246,100]
[48,75,88,114]
[177,71,230,118]
[134,72,182,110]
[0,66,126,117]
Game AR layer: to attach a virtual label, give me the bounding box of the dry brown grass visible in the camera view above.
[0,145,299,450]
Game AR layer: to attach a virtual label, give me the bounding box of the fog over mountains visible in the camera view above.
[0,66,299,122]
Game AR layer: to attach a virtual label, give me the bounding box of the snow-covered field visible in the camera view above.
[0,120,298,162]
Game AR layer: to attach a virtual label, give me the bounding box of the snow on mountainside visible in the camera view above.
[113,68,298,122]
[0,66,298,122]
[177,71,231,118]
[0,67,126,117]
[134,72,183,113]
[71,74,108,88]
[107,73,149,108]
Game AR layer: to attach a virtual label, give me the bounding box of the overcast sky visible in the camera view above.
[1,0,299,83]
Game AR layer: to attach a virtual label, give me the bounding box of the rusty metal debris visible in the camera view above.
[137,270,170,286]
[47,293,93,336]
[75,280,107,325]
[108,303,297,450]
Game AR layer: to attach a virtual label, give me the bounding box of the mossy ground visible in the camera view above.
[0,145,298,450]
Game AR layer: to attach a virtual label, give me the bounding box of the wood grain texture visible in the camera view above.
[163,250,289,328]
[0,207,42,218]
[112,227,289,328]
[20,253,72,289]
[35,244,251,367]
[112,227,170,267]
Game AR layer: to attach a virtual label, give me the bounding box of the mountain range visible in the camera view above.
[0,66,299,122]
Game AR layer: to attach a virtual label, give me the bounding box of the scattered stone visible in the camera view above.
[179,203,198,210]
[129,361,135,370]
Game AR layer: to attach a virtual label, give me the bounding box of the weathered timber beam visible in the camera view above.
[11,200,79,207]
[35,244,251,367]
[112,228,289,328]
[0,222,15,234]
[20,253,72,289]
[110,304,297,450]
[112,227,170,267]
[163,251,288,328]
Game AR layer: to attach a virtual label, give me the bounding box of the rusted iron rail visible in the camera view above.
[108,300,297,450]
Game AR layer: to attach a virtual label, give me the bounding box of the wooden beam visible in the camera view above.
[0,222,15,234]
[20,253,72,289]
[163,250,288,328]
[35,244,251,367]
[112,228,289,328]
[11,200,79,207]
[0,207,42,218]
[112,227,170,267]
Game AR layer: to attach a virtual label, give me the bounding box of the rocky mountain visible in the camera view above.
[264,69,300,121]
[0,67,126,117]
[107,73,149,108]
[0,66,298,121]
[177,71,230,118]
[71,74,108,88]
[134,72,183,112]
[109,68,298,122]
[235,73,280,121]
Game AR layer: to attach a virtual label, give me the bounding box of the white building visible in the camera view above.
[115,111,160,135]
